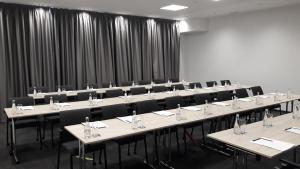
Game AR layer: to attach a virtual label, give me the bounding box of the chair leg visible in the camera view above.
[134,141,137,154]
[201,122,206,144]
[183,128,187,154]
[99,149,102,164]
[57,144,61,169]
[103,147,108,169]
[39,126,43,149]
[190,127,194,136]
[6,117,9,146]
[118,145,122,169]
[175,129,180,152]
[154,132,159,162]
[93,152,96,166]
[51,122,54,146]
[70,155,73,169]
[144,138,149,163]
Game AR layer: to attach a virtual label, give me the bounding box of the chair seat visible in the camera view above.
[62,141,105,155]
[13,119,40,129]
[45,115,60,122]
[114,134,146,145]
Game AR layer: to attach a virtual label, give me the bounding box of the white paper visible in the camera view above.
[18,106,34,110]
[237,98,253,102]
[251,137,295,151]
[165,91,173,94]
[55,103,71,107]
[82,121,108,129]
[93,99,103,102]
[119,95,134,99]
[258,95,270,99]
[117,116,133,123]
[203,87,211,90]
[154,111,175,116]
[182,106,202,111]
[285,127,300,135]
[269,93,286,96]
[212,102,230,106]
[185,89,195,91]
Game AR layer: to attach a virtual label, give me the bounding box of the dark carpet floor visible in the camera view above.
[0,115,298,169]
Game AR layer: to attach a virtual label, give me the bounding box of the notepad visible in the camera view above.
[55,103,71,107]
[203,87,211,90]
[154,111,175,116]
[17,106,34,110]
[93,99,103,102]
[258,95,270,99]
[119,96,134,99]
[212,102,230,106]
[82,121,108,129]
[251,137,294,151]
[285,127,300,135]
[237,98,253,102]
[117,116,133,123]
[182,106,202,111]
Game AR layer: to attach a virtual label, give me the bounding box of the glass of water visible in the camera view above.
[239,118,247,134]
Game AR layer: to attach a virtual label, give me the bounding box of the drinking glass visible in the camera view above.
[239,118,247,134]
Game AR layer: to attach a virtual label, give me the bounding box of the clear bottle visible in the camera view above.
[12,100,16,111]
[89,93,93,105]
[173,86,176,92]
[132,81,135,86]
[84,117,91,139]
[263,109,269,127]
[194,84,197,89]
[86,84,90,90]
[233,114,240,135]
[57,86,61,93]
[151,80,154,86]
[232,96,239,110]
[148,89,151,95]
[109,82,112,88]
[131,110,137,129]
[176,104,182,121]
[33,86,37,95]
[204,100,210,115]
[49,96,54,109]
[287,89,291,99]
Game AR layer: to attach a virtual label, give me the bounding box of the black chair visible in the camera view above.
[171,84,185,90]
[152,86,169,93]
[193,93,213,105]
[44,94,68,145]
[235,88,249,98]
[6,97,42,150]
[104,89,123,98]
[165,96,186,109]
[101,104,148,169]
[57,109,107,169]
[251,86,264,96]
[59,85,74,91]
[138,80,150,85]
[154,79,165,84]
[135,100,161,114]
[217,91,233,102]
[77,91,97,101]
[130,87,147,95]
[121,81,133,87]
[206,81,218,87]
[189,82,202,89]
[83,83,98,89]
[220,80,231,86]
[169,78,179,83]
[29,86,48,94]
[102,82,114,88]
[278,159,300,169]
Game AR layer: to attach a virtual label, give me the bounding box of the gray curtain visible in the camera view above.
[0,3,180,121]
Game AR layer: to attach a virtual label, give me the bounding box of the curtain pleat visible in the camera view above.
[0,4,180,121]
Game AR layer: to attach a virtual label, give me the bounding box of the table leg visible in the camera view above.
[159,127,175,169]
[11,118,19,163]
[79,141,85,169]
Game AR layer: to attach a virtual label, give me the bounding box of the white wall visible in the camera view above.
[180,5,300,93]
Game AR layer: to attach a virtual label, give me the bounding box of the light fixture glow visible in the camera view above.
[212,0,221,2]
[160,4,188,11]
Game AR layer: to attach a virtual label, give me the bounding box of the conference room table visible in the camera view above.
[5,83,252,163]
[64,93,300,169]
[27,81,191,100]
[208,113,300,169]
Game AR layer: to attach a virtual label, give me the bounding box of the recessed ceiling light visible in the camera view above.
[213,0,221,2]
[160,4,188,11]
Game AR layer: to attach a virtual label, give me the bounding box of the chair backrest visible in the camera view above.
[29,87,48,94]
[104,89,123,98]
[189,82,202,89]
[171,84,185,90]
[165,96,185,109]
[152,86,168,93]
[130,87,147,95]
[220,80,231,86]
[59,85,74,91]
[169,78,179,83]
[83,83,98,89]
[101,104,129,120]
[235,88,249,98]
[102,82,114,88]
[154,79,165,84]
[135,100,160,114]
[7,97,34,107]
[217,91,233,102]
[59,109,91,143]
[44,94,68,104]
[193,94,213,105]
[251,86,264,96]
[138,80,150,85]
[121,81,133,87]
[77,91,97,101]
[206,81,218,87]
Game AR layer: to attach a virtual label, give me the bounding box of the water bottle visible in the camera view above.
[148,89,151,95]
[109,82,112,88]
[173,86,176,92]
[132,81,135,86]
[84,117,91,139]
[151,80,154,86]
[86,84,90,90]
[232,96,239,110]
[131,110,138,129]
[49,96,54,109]
[263,109,269,127]
[89,93,93,105]
[33,87,37,95]
[57,86,61,93]
[287,89,291,99]
[194,84,197,89]
[12,100,16,111]
[204,100,210,115]
[233,114,240,135]
[176,104,182,121]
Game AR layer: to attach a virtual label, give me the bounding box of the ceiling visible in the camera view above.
[1,0,300,20]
